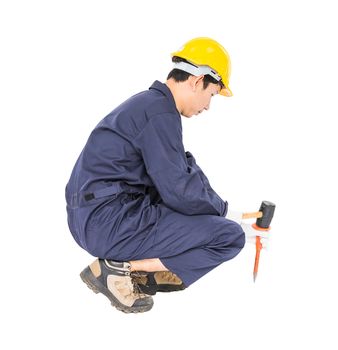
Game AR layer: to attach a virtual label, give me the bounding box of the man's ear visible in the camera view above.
[190,75,204,92]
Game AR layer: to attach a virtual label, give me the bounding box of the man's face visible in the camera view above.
[181,78,221,118]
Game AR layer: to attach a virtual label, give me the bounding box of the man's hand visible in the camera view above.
[241,222,270,249]
[226,210,271,249]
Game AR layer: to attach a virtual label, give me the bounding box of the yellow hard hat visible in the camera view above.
[171,37,232,97]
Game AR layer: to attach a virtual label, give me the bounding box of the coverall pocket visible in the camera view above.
[86,196,121,228]
[119,193,144,219]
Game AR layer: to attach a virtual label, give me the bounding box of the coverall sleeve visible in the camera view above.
[134,113,227,216]
[185,151,225,200]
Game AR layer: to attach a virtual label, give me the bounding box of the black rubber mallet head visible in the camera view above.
[255,201,276,229]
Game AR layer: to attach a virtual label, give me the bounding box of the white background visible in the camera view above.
[1,0,337,349]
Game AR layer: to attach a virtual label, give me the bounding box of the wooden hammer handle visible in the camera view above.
[242,211,263,220]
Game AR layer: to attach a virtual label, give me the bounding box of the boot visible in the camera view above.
[132,271,186,295]
[80,259,153,313]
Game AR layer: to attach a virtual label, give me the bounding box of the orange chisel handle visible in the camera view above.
[253,236,262,282]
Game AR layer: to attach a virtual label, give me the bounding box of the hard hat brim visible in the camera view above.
[219,87,233,97]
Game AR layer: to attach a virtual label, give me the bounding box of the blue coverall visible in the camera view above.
[66,81,245,287]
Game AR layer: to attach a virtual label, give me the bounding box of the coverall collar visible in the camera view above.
[149,81,178,113]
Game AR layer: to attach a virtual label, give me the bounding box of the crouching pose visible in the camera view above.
[65,37,245,313]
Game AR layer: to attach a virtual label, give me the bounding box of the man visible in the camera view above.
[65,37,245,313]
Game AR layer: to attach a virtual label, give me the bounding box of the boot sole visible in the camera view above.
[80,266,153,313]
[138,284,186,295]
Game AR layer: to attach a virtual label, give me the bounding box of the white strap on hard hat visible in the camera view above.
[173,61,221,82]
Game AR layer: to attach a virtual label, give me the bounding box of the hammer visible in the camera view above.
[242,200,276,228]
[243,201,276,282]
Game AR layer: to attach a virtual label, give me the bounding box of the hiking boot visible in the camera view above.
[80,259,154,313]
[132,271,186,296]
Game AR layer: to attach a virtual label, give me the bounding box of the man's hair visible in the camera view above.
[167,56,224,90]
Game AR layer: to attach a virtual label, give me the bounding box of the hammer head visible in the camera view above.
[256,201,276,229]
